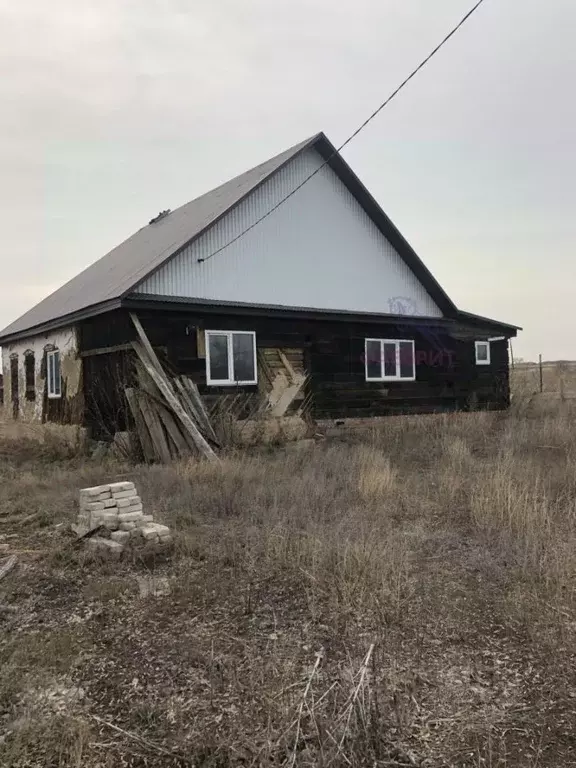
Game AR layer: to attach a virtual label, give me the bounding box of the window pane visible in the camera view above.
[383,343,397,377]
[365,340,381,379]
[232,333,255,382]
[53,352,61,395]
[48,353,54,394]
[477,343,488,362]
[208,334,229,381]
[399,342,414,378]
[54,352,62,395]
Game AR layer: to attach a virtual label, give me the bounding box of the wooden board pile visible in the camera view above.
[126,314,219,463]
[74,480,173,558]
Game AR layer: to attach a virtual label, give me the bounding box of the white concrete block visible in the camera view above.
[109,482,136,493]
[120,522,136,531]
[111,530,130,544]
[116,498,133,508]
[141,525,162,540]
[90,513,105,528]
[103,498,118,508]
[150,523,170,537]
[113,491,138,501]
[128,497,142,507]
[80,501,106,512]
[102,512,119,530]
[80,485,111,497]
[118,511,144,523]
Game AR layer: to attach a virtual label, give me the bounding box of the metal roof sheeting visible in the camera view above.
[0,134,318,341]
[0,131,518,343]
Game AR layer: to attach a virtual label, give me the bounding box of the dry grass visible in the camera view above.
[1,404,576,765]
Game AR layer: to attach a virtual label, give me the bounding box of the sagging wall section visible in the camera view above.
[0,326,83,423]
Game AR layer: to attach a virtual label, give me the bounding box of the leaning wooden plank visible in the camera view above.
[278,349,297,383]
[125,388,156,463]
[0,555,17,582]
[156,403,193,458]
[142,385,196,456]
[173,378,198,422]
[132,342,218,461]
[172,378,217,450]
[269,374,308,417]
[130,313,165,377]
[138,393,172,463]
[181,377,219,444]
[178,379,209,434]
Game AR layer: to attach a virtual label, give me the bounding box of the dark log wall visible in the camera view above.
[79,309,510,431]
[311,329,509,418]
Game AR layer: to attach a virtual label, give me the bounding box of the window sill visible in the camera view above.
[366,377,416,383]
[206,381,258,387]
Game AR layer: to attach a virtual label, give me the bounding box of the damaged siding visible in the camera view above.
[0,326,83,423]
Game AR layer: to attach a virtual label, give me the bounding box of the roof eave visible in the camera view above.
[0,299,123,346]
[122,293,470,327]
[455,309,521,336]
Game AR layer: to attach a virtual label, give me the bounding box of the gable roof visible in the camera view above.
[0,132,517,343]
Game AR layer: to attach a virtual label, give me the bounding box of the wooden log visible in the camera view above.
[132,342,217,461]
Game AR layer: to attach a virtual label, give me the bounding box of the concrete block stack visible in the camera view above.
[75,481,173,557]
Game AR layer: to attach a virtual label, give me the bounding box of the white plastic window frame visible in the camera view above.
[46,349,62,399]
[364,338,416,382]
[205,330,258,386]
[475,341,491,366]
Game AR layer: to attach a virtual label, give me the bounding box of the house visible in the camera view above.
[0,132,519,438]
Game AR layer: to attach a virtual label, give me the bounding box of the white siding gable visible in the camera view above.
[134,148,442,318]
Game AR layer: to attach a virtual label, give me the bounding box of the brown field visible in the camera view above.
[1,374,576,766]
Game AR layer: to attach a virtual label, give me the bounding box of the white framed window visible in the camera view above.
[365,338,416,382]
[475,341,490,365]
[206,330,257,386]
[47,350,62,398]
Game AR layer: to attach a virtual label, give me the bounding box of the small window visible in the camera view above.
[24,352,36,402]
[206,331,257,385]
[475,341,490,365]
[47,350,62,398]
[365,338,415,381]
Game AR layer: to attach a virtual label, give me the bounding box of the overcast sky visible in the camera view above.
[0,0,574,360]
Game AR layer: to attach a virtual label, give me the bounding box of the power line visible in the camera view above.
[197,0,488,265]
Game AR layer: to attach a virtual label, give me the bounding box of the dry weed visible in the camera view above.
[1,405,576,766]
